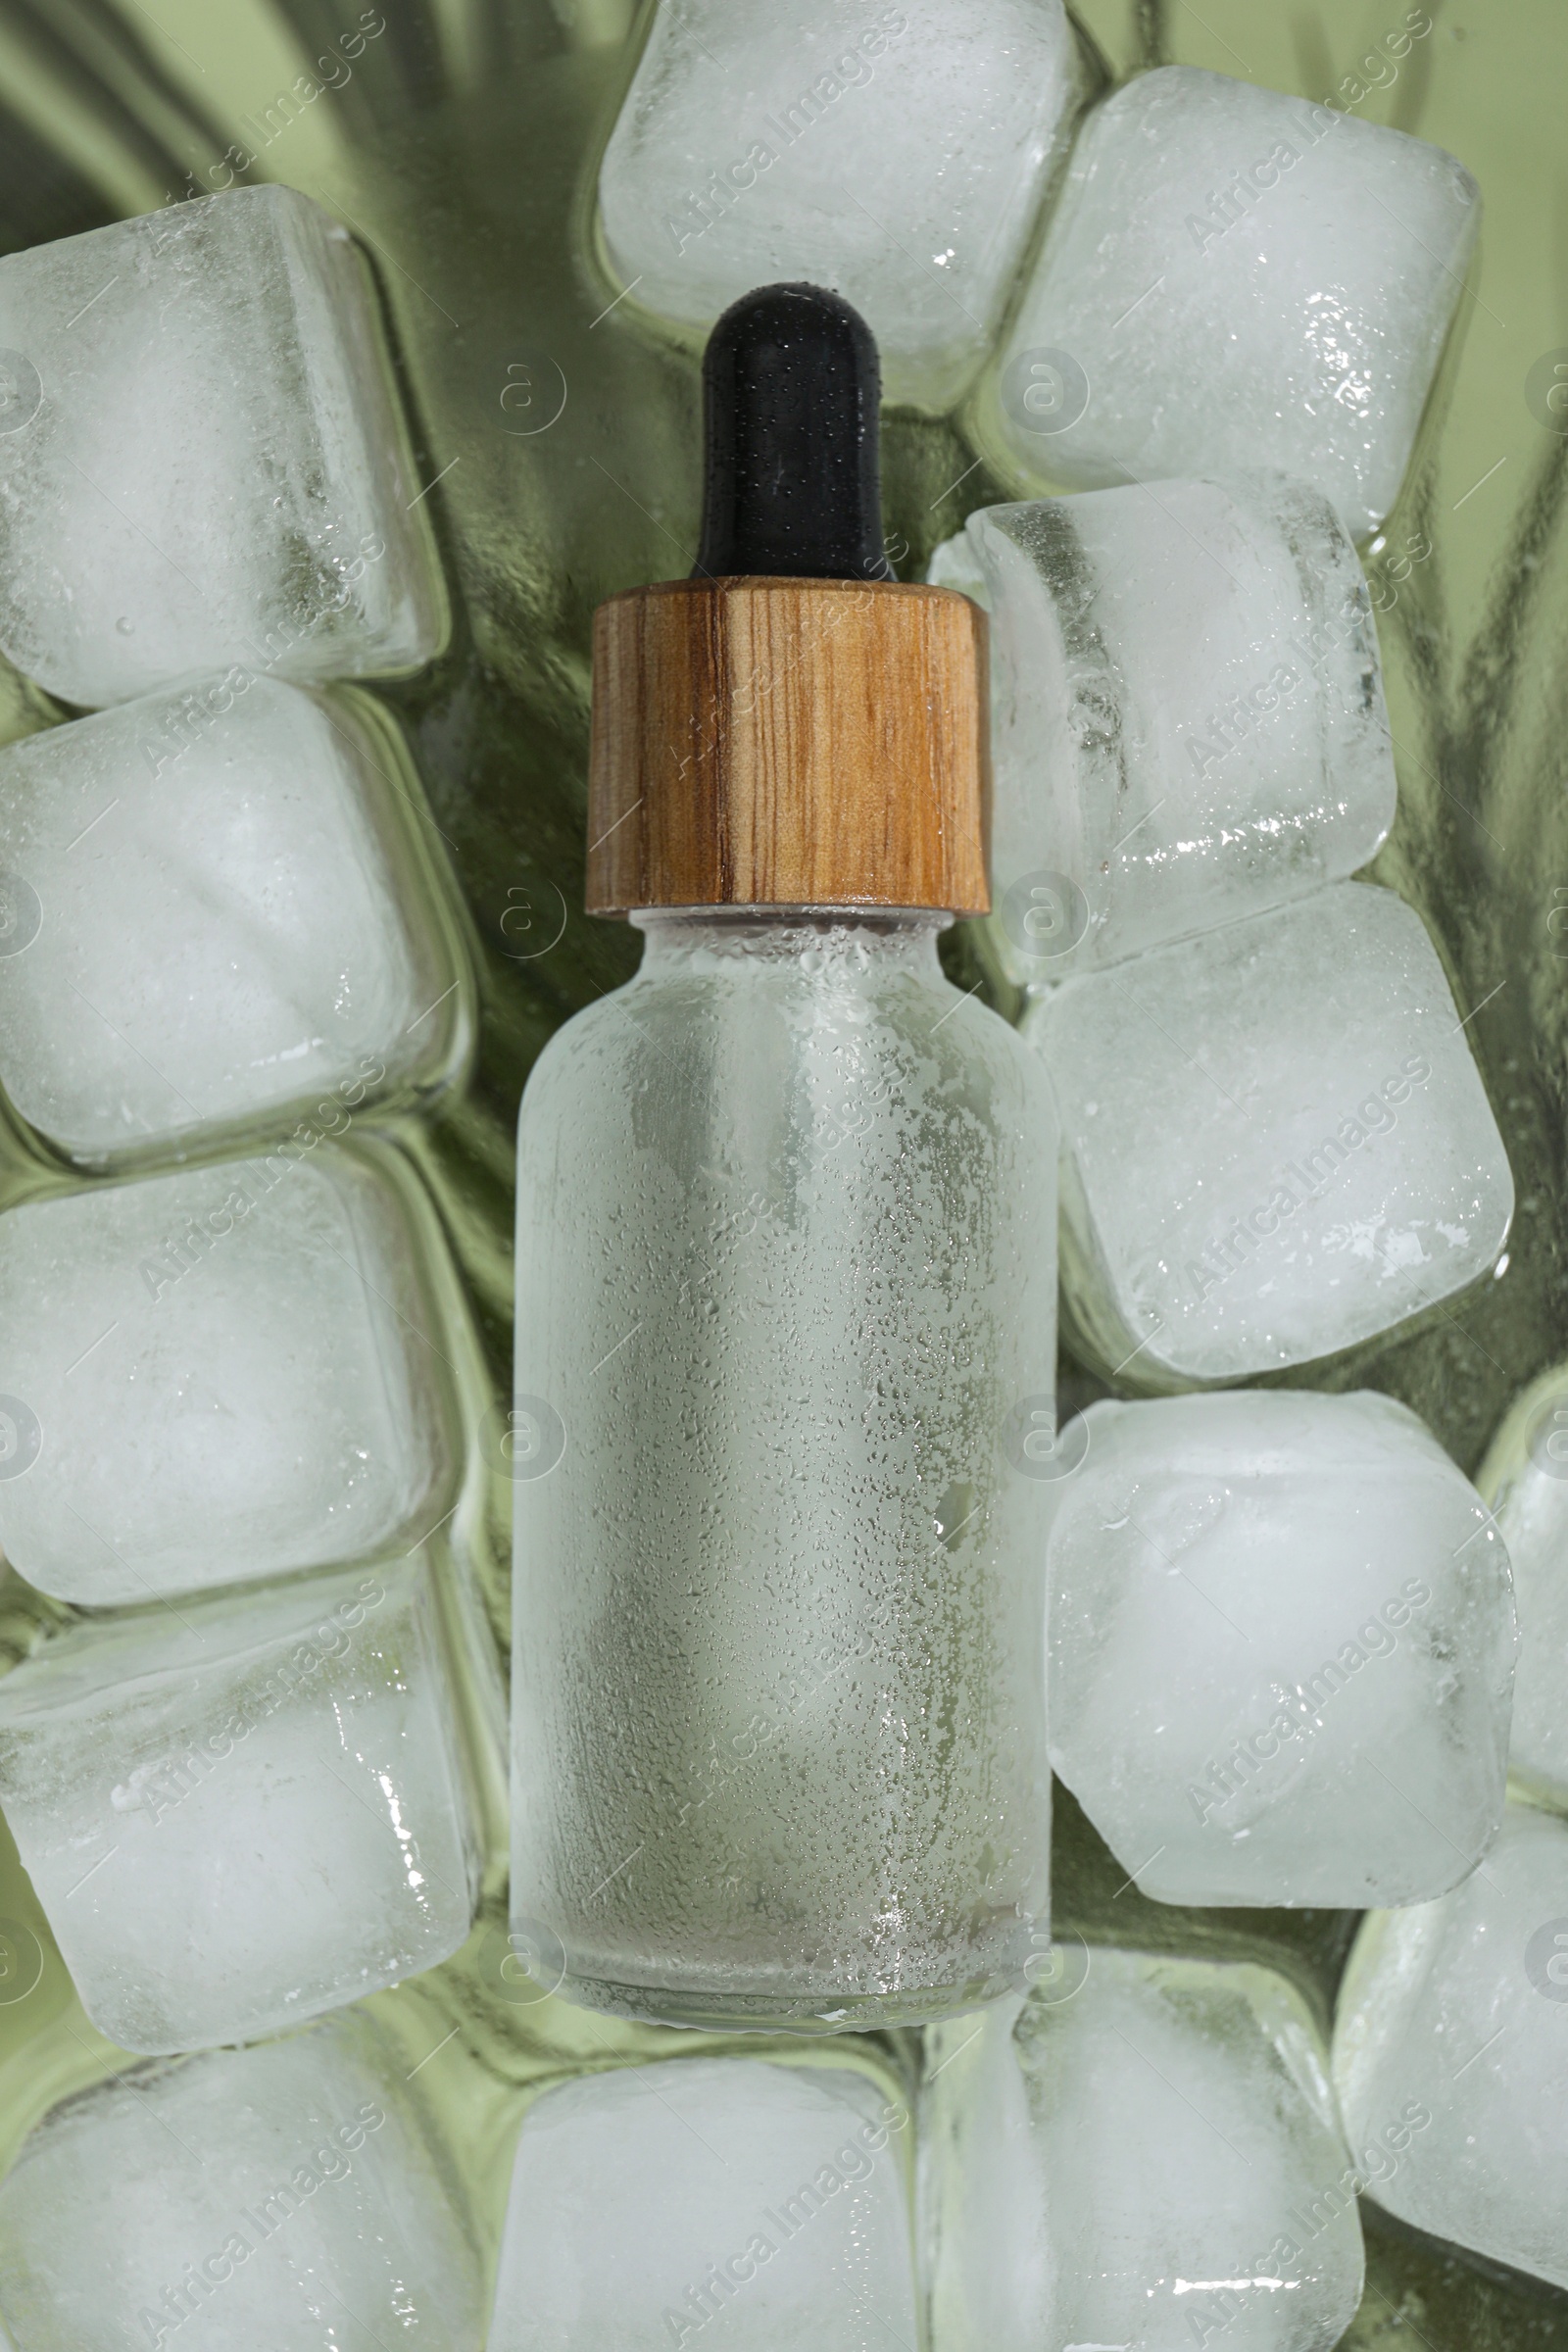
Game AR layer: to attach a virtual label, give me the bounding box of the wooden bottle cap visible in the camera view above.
[585,574,989,916]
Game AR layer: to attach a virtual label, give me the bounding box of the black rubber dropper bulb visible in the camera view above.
[693,282,888,583]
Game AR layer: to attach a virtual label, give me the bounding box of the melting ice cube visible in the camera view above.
[0,185,447,706]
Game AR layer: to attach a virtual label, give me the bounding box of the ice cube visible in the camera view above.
[925,529,990,606]
[972,66,1479,537]
[0,1553,479,2053]
[922,1950,1363,2350]
[944,475,1396,977]
[596,0,1085,411]
[1475,1366,1568,1809]
[0,2005,484,2348]
[1047,1389,1515,1907]
[0,186,446,708]
[1332,1799,1568,2291]
[1025,881,1514,1385]
[0,673,468,1167]
[0,1143,457,1603]
[487,2055,916,2350]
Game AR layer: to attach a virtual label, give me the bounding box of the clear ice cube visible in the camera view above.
[922,1952,1363,2350]
[1024,881,1515,1385]
[1047,1389,1516,1907]
[0,186,446,708]
[596,0,1084,411]
[0,1144,457,1603]
[973,66,1479,537]
[0,2006,484,2348]
[487,2055,916,2350]
[1475,1364,1568,1809]
[1332,1799,1568,2291]
[0,673,468,1167]
[0,1554,479,2053]
[941,475,1396,977]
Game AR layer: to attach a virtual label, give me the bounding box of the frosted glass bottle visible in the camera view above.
[511,281,1058,2027]
[512,905,1057,2027]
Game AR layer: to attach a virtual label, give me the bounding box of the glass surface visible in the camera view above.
[0,0,1559,2340]
[512,913,1056,2028]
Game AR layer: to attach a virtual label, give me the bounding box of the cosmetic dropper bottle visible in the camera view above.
[511,283,1058,2030]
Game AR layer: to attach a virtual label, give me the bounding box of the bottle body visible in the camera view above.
[512,912,1057,2029]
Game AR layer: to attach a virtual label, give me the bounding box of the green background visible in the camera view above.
[0,0,1561,2340]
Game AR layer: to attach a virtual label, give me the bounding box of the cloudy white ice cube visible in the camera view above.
[1026,882,1514,1385]
[0,674,468,1166]
[1475,1364,1568,1808]
[921,1954,1363,2351]
[935,476,1396,977]
[1332,1800,1568,2291]
[0,185,446,708]
[597,0,1084,410]
[974,65,1479,536]
[1047,1390,1515,1907]
[487,2056,916,2350]
[0,2007,484,2350]
[0,1553,479,2053]
[0,1144,457,1602]
[925,530,990,605]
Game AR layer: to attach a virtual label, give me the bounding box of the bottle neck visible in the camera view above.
[629,906,950,973]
